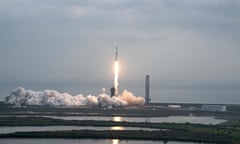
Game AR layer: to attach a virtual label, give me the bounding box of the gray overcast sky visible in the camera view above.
[0,0,240,83]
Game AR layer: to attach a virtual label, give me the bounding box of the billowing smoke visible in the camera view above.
[119,90,145,106]
[5,87,145,107]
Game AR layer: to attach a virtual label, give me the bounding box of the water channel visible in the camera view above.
[45,115,226,125]
[0,138,207,144]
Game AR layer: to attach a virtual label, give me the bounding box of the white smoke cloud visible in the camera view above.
[5,87,145,107]
[119,90,145,106]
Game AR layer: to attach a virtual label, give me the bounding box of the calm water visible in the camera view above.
[0,126,159,134]
[0,139,206,144]
[0,116,225,134]
[1,80,240,104]
[45,115,226,125]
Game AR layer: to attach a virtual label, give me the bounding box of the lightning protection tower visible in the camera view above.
[145,75,151,105]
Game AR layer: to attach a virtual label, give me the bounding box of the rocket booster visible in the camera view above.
[115,47,118,61]
[114,46,119,96]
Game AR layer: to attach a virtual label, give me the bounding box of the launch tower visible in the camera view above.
[145,75,151,104]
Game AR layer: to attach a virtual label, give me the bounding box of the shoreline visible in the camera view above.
[0,129,235,144]
[0,103,240,143]
[1,107,239,121]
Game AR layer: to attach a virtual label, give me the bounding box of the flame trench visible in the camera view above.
[114,60,119,96]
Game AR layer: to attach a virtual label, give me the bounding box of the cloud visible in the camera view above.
[0,0,239,82]
[67,5,94,18]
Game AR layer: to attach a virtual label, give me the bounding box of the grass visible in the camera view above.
[0,130,235,144]
[0,116,240,143]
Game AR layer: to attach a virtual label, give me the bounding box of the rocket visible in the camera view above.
[112,46,119,96]
[115,47,118,61]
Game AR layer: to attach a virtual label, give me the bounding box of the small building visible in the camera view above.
[201,105,227,112]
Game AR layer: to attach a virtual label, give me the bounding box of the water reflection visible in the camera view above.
[112,116,123,122]
[110,126,125,131]
[0,139,207,144]
[111,116,124,131]
[45,115,226,125]
[112,139,120,144]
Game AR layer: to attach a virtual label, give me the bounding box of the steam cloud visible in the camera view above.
[5,87,145,107]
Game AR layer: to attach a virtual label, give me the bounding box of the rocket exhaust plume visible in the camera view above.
[5,46,145,107]
[5,87,145,107]
[114,47,119,96]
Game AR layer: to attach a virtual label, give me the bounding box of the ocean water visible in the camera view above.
[0,80,240,104]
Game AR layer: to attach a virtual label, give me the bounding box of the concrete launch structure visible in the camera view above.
[110,86,115,97]
[145,75,151,104]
